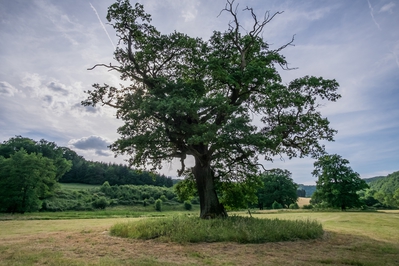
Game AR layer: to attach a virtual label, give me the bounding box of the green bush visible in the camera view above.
[159,195,167,202]
[190,197,200,204]
[92,197,109,209]
[147,197,155,204]
[184,200,192,210]
[155,199,162,211]
[289,203,299,209]
[272,201,283,209]
[110,216,323,243]
[302,204,313,209]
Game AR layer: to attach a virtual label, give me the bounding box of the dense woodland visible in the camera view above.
[60,148,173,187]
[0,136,173,187]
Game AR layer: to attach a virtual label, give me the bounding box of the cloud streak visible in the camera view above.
[367,0,381,30]
[89,2,116,50]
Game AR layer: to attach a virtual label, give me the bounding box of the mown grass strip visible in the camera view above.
[110,215,323,243]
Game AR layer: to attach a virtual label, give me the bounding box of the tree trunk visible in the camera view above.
[192,156,227,219]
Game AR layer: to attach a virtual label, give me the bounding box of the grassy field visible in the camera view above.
[0,210,398,265]
[297,197,311,207]
[59,183,101,191]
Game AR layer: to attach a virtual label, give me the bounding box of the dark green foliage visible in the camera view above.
[84,0,340,218]
[155,199,162,211]
[302,204,313,209]
[272,201,283,209]
[312,154,368,210]
[257,169,298,209]
[289,203,299,209]
[296,189,306,197]
[0,149,60,213]
[358,189,381,207]
[184,200,192,210]
[60,153,173,187]
[0,136,72,184]
[110,216,323,243]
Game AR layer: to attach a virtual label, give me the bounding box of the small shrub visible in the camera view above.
[160,195,167,202]
[155,199,162,211]
[303,204,313,209]
[289,203,299,209]
[147,197,155,204]
[272,201,283,209]
[184,200,192,210]
[92,197,109,209]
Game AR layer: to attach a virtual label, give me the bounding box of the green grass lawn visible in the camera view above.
[59,182,100,191]
[0,210,398,265]
[0,205,200,221]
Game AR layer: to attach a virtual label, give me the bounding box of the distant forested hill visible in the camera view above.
[297,184,317,198]
[60,147,173,186]
[368,171,399,194]
[363,176,386,183]
[0,136,173,187]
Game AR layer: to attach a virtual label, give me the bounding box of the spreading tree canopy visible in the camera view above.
[257,169,298,209]
[83,0,341,218]
[0,149,58,213]
[311,154,368,210]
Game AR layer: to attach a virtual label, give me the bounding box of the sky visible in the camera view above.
[0,0,398,184]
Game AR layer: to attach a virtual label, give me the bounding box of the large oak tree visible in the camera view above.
[83,0,341,218]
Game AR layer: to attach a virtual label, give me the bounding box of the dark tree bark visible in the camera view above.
[192,157,227,219]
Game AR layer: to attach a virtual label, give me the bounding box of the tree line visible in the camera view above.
[0,136,173,213]
[60,147,173,187]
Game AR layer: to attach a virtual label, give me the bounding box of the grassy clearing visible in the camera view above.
[59,182,100,191]
[297,197,311,207]
[245,210,399,243]
[0,205,200,221]
[0,211,398,265]
[110,215,323,243]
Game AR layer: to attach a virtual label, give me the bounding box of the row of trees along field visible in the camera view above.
[61,147,173,186]
[0,136,173,213]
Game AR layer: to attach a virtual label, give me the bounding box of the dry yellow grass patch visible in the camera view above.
[297,197,310,207]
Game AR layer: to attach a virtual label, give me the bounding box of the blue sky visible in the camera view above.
[0,0,398,184]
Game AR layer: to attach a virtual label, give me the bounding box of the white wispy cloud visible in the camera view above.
[34,0,81,45]
[0,81,18,96]
[379,2,395,13]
